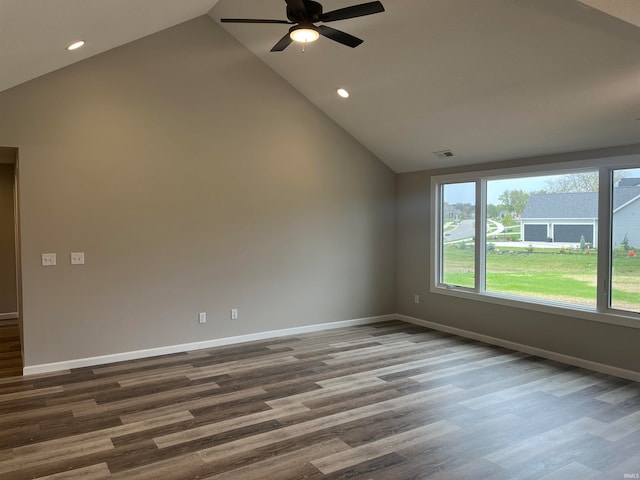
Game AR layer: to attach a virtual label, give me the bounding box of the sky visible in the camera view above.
[444,168,640,205]
[443,176,557,205]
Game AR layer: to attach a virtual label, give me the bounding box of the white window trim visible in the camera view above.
[430,154,640,330]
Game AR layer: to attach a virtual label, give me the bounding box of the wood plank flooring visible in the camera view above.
[0,320,638,479]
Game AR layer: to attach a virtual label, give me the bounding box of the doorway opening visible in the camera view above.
[0,147,22,377]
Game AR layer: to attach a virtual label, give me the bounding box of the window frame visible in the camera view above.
[438,181,479,291]
[430,155,640,329]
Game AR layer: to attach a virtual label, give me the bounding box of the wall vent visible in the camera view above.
[433,150,454,159]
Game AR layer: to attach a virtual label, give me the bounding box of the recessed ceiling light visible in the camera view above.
[66,40,85,51]
[337,88,350,98]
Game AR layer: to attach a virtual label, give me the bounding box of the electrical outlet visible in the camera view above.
[414,294,420,304]
[198,312,207,324]
[231,308,238,320]
[42,253,56,266]
[70,252,85,265]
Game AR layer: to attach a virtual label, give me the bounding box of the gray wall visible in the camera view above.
[0,163,17,314]
[395,148,640,373]
[0,16,395,367]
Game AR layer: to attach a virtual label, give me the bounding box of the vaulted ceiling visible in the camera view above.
[2,0,639,172]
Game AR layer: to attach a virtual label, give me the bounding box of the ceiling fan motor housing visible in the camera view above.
[287,1,323,23]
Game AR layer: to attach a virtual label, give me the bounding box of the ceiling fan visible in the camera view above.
[220,0,385,51]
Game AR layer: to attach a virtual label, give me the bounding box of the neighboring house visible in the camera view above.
[521,184,640,247]
[618,178,640,187]
[521,192,598,245]
[612,186,640,249]
[443,203,462,220]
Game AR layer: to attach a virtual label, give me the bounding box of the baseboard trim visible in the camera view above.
[26,313,638,381]
[0,312,18,321]
[397,314,640,382]
[23,314,396,376]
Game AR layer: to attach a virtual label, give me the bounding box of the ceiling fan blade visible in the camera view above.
[271,32,294,52]
[221,18,292,24]
[319,1,385,22]
[318,25,363,48]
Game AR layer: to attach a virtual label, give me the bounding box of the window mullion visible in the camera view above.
[435,182,443,287]
[596,168,612,313]
[477,179,486,293]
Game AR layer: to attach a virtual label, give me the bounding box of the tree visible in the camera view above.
[487,204,500,219]
[545,171,628,193]
[501,213,515,226]
[498,189,530,216]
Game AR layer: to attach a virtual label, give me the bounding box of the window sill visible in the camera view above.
[431,285,640,329]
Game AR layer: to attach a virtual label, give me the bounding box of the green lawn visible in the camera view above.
[442,247,639,311]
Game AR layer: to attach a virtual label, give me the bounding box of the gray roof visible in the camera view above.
[522,187,640,219]
[522,192,598,219]
[618,178,640,187]
[614,186,640,211]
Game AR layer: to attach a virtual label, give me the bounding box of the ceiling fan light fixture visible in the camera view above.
[290,27,320,44]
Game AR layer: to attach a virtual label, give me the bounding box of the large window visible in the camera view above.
[441,182,475,288]
[485,172,598,308]
[611,168,640,314]
[432,160,640,325]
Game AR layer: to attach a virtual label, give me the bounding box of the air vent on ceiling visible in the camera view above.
[433,150,454,159]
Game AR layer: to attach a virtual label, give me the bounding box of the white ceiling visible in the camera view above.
[0,0,219,94]
[2,0,640,172]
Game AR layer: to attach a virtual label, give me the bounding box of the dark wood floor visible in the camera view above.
[0,321,22,378]
[0,320,638,479]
